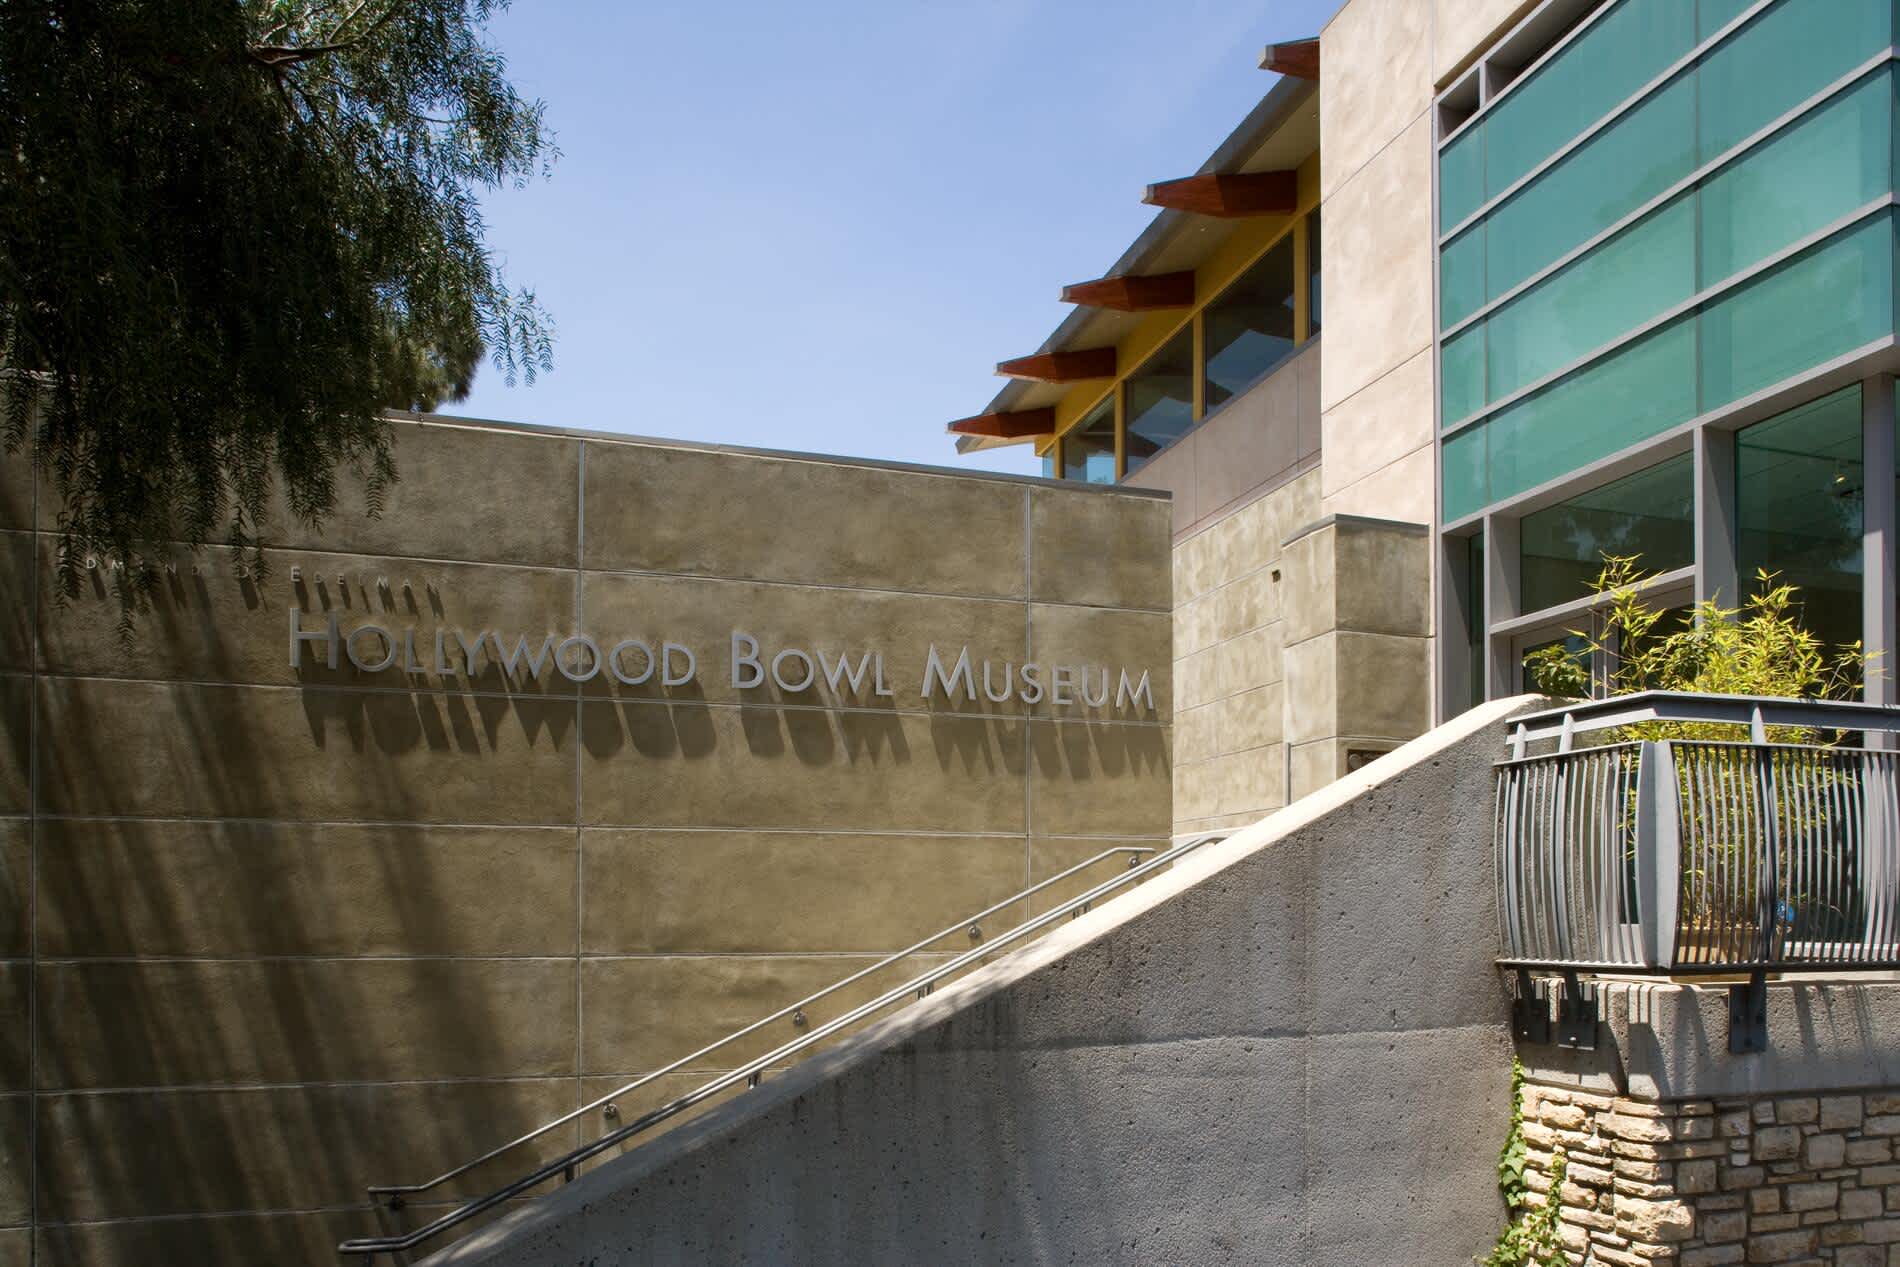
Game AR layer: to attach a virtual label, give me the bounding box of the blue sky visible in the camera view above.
[452,0,1343,477]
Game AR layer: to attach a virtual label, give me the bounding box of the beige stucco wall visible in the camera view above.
[0,417,1172,1264]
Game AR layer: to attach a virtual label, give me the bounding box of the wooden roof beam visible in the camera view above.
[1142,170,1297,217]
[1259,38,1319,79]
[994,347,1117,383]
[946,408,1055,440]
[1059,271,1195,312]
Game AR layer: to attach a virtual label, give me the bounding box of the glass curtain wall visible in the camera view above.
[1736,386,1865,656]
[1045,212,1322,482]
[1122,328,1195,475]
[1518,452,1695,611]
[1437,0,1898,523]
[1061,396,1117,484]
[1203,236,1296,411]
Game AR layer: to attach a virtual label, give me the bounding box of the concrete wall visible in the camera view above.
[426,696,1541,1267]
[1122,341,1321,543]
[0,416,1173,1264]
[1151,341,1432,831]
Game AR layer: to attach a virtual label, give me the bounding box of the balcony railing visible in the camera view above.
[1494,692,1900,1050]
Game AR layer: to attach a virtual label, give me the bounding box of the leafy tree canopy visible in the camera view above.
[0,0,554,605]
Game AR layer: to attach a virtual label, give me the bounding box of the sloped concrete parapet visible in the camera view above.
[426,697,1546,1267]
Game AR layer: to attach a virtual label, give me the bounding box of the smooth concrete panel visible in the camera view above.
[1536,983,1900,1102]
[1213,567,1280,642]
[0,454,29,533]
[580,830,1031,954]
[0,535,28,674]
[1194,364,1301,518]
[1289,738,1340,801]
[1174,522,1221,607]
[1176,646,1220,711]
[582,440,1028,600]
[1174,756,1216,824]
[579,954,956,1076]
[35,820,576,958]
[38,1210,372,1267]
[1028,486,1170,612]
[1027,719,1171,839]
[1282,632,1337,749]
[0,679,24,818]
[1434,0,1538,83]
[35,1076,580,1223]
[579,703,1025,834]
[1335,631,1431,741]
[1214,683,1284,754]
[1319,348,1433,501]
[256,420,580,567]
[1206,746,1286,818]
[36,958,577,1089]
[1026,603,1170,722]
[37,544,581,695]
[1175,701,1217,766]
[1319,424,1436,525]
[1175,590,1219,660]
[0,966,24,1092]
[1319,0,1433,200]
[0,1097,24,1228]
[35,678,576,824]
[580,569,1030,713]
[1279,524,1334,645]
[0,1230,20,1267]
[1305,1025,1515,1267]
[1334,520,1431,637]
[0,821,24,960]
[1318,114,1435,412]
[1120,435,1199,538]
[1215,624,1284,698]
[1023,835,1170,916]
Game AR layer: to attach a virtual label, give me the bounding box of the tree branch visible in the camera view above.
[247,2,406,69]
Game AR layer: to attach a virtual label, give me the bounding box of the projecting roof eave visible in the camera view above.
[955,70,1319,455]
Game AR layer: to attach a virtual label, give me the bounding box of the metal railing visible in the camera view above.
[337,831,1230,1262]
[1496,692,1900,977]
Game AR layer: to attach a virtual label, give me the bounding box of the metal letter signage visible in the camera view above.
[288,609,1155,713]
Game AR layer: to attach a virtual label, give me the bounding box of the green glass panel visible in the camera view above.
[1484,75,1695,310]
[1700,215,1894,411]
[1737,385,1865,654]
[1698,0,1891,163]
[1698,0,1755,37]
[1123,330,1194,473]
[1485,196,1695,405]
[1699,70,1891,288]
[1486,319,1698,508]
[1482,0,1698,200]
[1440,226,1485,330]
[1440,123,1485,232]
[1442,423,1488,522]
[1204,237,1295,411]
[1520,452,1694,611]
[1441,323,1486,425]
[1062,396,1116,484]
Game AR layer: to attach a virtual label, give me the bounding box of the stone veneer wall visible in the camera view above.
[0,415,1172,1265]
[1521,1080,1900,1265]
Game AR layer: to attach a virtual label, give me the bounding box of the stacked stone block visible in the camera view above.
[1522,1081,1900,1265]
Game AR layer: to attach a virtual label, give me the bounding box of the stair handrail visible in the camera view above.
[337,833,1229,1261]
